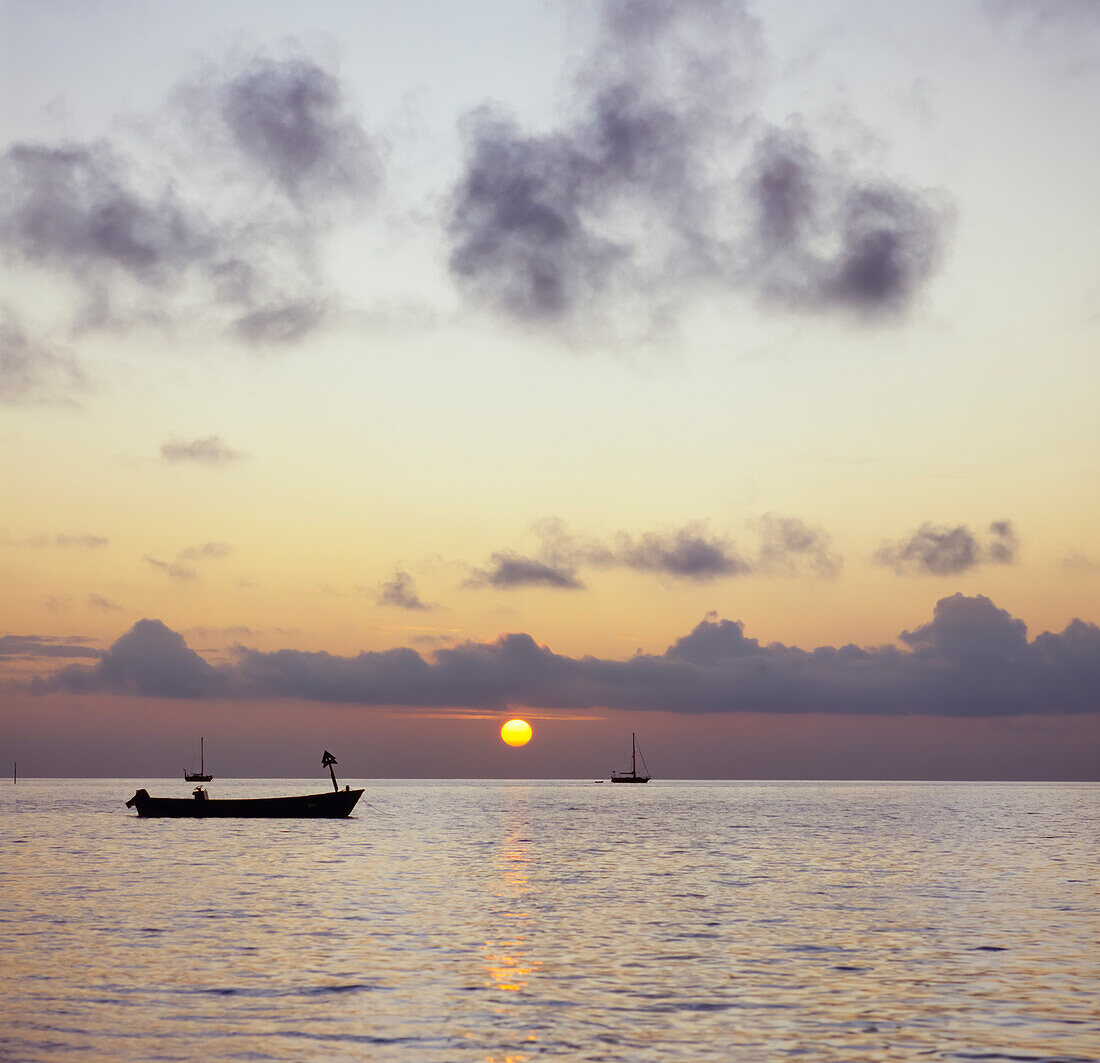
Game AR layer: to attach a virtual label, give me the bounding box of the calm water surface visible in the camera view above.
[1,779,1097,1062]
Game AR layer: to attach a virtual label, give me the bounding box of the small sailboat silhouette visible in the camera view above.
[610,732,650,783]
[184,737,213,782]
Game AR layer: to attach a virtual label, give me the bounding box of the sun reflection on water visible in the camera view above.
[483,815,541,997]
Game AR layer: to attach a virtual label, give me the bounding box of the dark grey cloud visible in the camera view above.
[467,552,585,590]
[986,520,1018,564]
[875,520,1017,576]
[0,311,88,405]
[447,0,949,332]
[0,635,101,660]
[0,137,241,333]
[447,107,622,323]
[742,127,948,316]
[31,595,1100,717]
[609,524,751,580]
[0,142,207,292]
[1,54,381,344]
[447,0,756,330]
[472,516,837,589]
[377,571,432,611]
[39,619,222,697]
[161,436,241,464]
[212,56,382,204]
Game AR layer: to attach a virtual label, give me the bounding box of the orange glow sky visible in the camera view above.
[2,1,1098,778]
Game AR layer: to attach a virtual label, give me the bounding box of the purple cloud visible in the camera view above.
[377,571,433,611]
[447,0,950,332]
[27,595,1100,717]
[875,520,1017,576]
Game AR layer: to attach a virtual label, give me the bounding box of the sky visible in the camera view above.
[2,0,1098,780]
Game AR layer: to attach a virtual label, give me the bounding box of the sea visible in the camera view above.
[1,779,1097,1063]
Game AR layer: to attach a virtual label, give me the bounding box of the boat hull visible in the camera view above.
[610,776,649,783]
[126,788,364,818]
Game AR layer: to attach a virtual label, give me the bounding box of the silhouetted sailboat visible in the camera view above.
[183,737,213,782]
[610,732,650,783]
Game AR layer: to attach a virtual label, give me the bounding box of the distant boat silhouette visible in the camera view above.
[129,751,363,818]
[184,736,212,782]
[610,732,650,784]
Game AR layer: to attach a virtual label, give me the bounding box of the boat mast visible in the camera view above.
[322,750,339,791]
[632,732,637,777]
[200,736,204,775]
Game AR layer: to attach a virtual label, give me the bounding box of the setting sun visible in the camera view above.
[500,719,533,747]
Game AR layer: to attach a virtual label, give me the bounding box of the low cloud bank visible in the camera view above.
[25,595,1100,716]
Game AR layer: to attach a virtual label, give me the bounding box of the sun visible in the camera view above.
[500,719,533,747]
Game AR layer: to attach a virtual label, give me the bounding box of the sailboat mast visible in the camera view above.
[200,736,204,774]
[631,732,636,776]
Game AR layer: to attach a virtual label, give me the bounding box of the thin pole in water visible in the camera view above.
[13,761,16,784]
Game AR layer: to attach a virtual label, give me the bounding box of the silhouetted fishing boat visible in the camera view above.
[128,751,362,818]
[610,732,650,783]
[184,736,212,782]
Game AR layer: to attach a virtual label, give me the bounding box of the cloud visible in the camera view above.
[467,552,585,590]
[38,618,223,697]
[0,311,88,405]
[754,514,842,578]
[987,0,1100,76]
[5,533,108,548]
[206,56,382,204]
[160,436,241,464]
[377,571,433,611]
[178,542,232,561]
[87,594,123,611]
[185,625,257,639]
[740,125,949,316]
[446,0,758,332]
[875,520,1018,576]
[609,523,751,580]
[145,541,232,581]
[1060,551,1100,573]
[231,299,326,345]
[0,53,382,344]
[470,516,839,589]
[0,635,101,660]
[447,0,950,334]
[144,556,197,582]
[0,142,207,295]
[27,595,1100,716]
